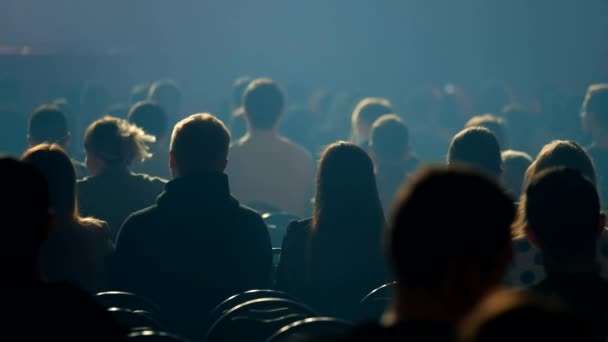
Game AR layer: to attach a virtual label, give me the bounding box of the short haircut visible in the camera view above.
[448,127,502,178]
[170,113,230,174]
[84,116,155,165]
[389,166,515,287]
[28,105,69,145]
[148,80,181,115]
[465,114,507,149]
[370,114,409,162]
[352,97,393,128]
[128,101,169,140]
[525,167,600,256]
[501,150,533,199]
[582,84,608,129]
[243,78,285,129]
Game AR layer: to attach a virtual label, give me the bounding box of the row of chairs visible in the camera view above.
[94,283,396,342]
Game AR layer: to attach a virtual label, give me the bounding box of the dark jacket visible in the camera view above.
[77,166,166,239]
[113,172,273,340]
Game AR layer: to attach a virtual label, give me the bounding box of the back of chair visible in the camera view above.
[96,291,161,317]
[127,330,187,342]
[266,317,353,342]
[205,298,317,342]
[359,282,397,320]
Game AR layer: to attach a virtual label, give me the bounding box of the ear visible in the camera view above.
[524,226,540,247]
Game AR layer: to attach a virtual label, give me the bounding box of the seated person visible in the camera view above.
[465,114,508,150]
[350,97,393,148]
[501,150,532,200]
[447,127,502,181]
[128,101,171,179]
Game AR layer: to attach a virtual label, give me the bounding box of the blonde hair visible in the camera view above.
[84,116,155,166]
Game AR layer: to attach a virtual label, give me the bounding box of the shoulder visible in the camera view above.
[229,135,250,151]
[285,218,313,240]
[117,205,159,238]
[279,136,313,159]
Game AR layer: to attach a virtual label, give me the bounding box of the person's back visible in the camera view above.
[582,84,608,208]
[77,116,166,237]
[114,114,272,340]
[523,168,608,339]
[227,78,313,215]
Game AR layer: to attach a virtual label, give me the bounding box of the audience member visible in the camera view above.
[128,101,171,179]
[78,116,166,238]
[506,140,608,286]
[458,289,594,342]
[113,113,272,340]
[465,114,507,150]
[582,84,608,207]
[447,127,502,180]
[228,78,314,216]
[277,142,386,319]
[501,150,532,200]
[148,80,182,123]
[369,114,419,213]
[524,167,608,339]
[339,166,515,341]
[27,104,88,178]
[0,158,125,341]
[350,97,393,148]
[22,144,113,293]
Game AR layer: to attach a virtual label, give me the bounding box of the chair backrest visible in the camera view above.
[127,330,187,342]
[108,308,164,332]
[205,298,317,342]
[206,289,299,329]
[96,291,161,317]
[266,317,353,342]
[359,282,397,320]
[262,212,300,247]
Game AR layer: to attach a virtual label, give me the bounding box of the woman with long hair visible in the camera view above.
[22,143,113,292]
[78,116,166,238]
[277,141,386,318]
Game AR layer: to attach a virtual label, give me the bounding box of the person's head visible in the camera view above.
[232,76,253,109]
[169,113,230,177]
[459,289,593,342]
[243,78,285,130]
[128,101,169,144]
[314,142,384,233]
[27,105,70,148]
[0,158,51,278]
[351,97,393,145]
[21,144,78,223]
[447,127,502,179]
[83,116,155,175]
[524,167,604,265]
[369,114,410,166]
[465,114,507,149]
[148,80,182,117]
[581,84,608,139]
[501,150,533,200]
[389,166,515,319]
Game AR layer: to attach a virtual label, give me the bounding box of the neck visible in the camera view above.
[543,251,598,275]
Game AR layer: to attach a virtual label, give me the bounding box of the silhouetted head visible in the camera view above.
[501,150,532,200]
[390,166,515,318]
[22,144,78,223]
[0,158,51,278]
[83,116,155,175]
[27,105,70,148]
[524,167,603,263]
[351,97,393,145]
[465,114,507,149]
[232,76,253,109]
[128,101,169,144]
[459,289,592,342]
[148,80,182,117]
[170,113,230,177]
[243,78,285,130]
[581,84,608,138]
[369,114,410,166]
[448,127,502,179]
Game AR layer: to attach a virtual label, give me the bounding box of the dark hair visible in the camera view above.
[22,144,77,223]
[128,101,169,141]
[390,166,515,287]
[525,167,600,256]
[170,113,230,174]
[448,127,502,179]
[148,80,181,116]
[232,76,253,108]
[28,105,69,145]
[84,116,155,166]
[465,114,507,149]
[370,114,409,163]
[501,150,533,199]
[243,78,285,129]
[582,84,608,129]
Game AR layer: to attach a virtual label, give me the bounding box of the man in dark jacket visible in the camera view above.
[113,113,273,340]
